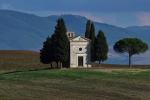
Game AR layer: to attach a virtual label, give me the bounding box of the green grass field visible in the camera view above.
[0,69,150,100]
[0,50,150,100]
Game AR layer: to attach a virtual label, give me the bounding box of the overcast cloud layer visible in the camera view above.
[0,0,150,12]
[0,0,150,27]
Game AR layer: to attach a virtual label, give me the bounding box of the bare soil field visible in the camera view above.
[0,50,50,72]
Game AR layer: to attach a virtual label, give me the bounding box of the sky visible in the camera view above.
[0,0,150,27]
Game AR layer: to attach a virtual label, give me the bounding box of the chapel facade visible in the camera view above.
[66,32,91,68]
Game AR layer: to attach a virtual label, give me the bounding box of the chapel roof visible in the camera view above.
[70,36,91,42]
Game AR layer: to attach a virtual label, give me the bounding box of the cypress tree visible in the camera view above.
[95,30,108,64]
[40,36,52,64]
[50,18,70,68]
[85,20,96,62]
[85,20,92,38]
[90,22,96,62]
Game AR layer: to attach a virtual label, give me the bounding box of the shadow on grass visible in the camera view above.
[0,67,52,76]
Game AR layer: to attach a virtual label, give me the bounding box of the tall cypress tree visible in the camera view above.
[85,20,96,62]
[50,18,70,68]
[90,22,96,62]
[40,36,52,64]
[85,20,92,38]
[95,30,108,64]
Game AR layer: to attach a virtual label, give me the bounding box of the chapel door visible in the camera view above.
[78,56,83,66]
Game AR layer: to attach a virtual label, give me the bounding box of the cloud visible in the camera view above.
[8,0,150,12]
[71,12,117,24]
[1,0,150,12]
[137,12,150,26]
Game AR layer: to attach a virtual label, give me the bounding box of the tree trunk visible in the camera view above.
[56,62,59,68]
[99,61,101,64]
[129,53,132,68]
[60,62,62,69]
[50,63,52,69]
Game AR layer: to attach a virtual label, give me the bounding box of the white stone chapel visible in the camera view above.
[66,32,91,68]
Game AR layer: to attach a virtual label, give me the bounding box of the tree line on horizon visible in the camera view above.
[40,18,148,68]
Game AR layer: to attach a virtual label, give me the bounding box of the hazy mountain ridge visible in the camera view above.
[0,10,149,64]
[126,26,150,43]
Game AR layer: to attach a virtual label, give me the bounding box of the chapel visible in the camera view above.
[66,32,91,68]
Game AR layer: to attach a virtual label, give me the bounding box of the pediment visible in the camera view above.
[70,36,90,42]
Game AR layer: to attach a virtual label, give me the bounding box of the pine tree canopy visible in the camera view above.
[114,38,148,67]
[114,38,148,55]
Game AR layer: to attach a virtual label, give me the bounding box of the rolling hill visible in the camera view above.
[0,9,149,64]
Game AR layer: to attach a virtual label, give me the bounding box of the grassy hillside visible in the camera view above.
[0,69,150,100]
[92,63,150,69]
[0,50,49,72]
[0,50,150,100]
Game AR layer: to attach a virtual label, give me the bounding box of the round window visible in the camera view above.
[79,48,82,51]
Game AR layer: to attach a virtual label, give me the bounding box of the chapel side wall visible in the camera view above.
[70,43,77,68]
[87,42,92,67]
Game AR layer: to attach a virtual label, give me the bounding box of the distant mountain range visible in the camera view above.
[0,9,149,64]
